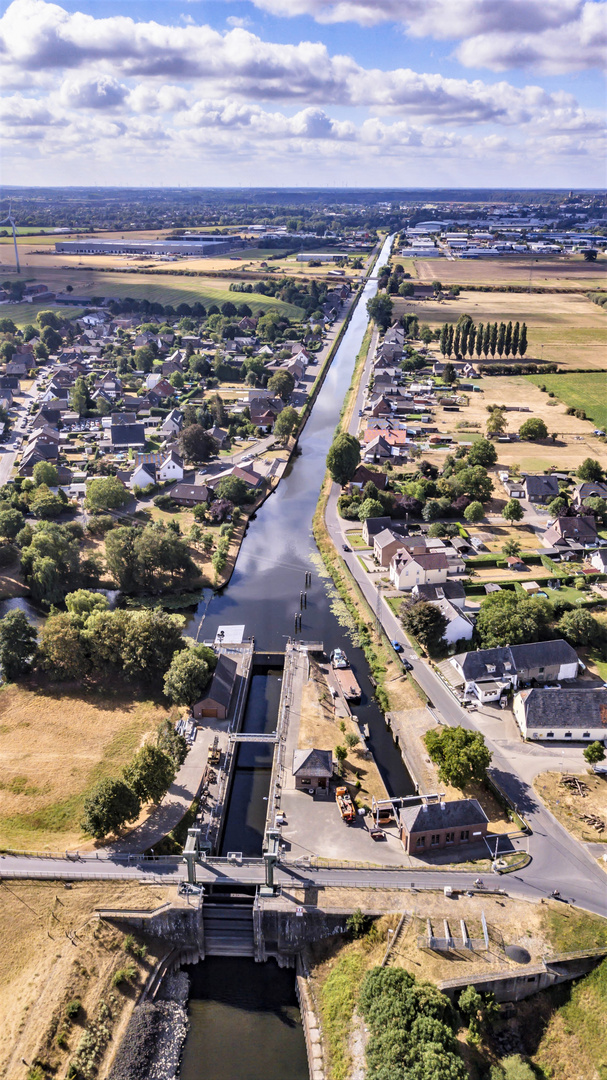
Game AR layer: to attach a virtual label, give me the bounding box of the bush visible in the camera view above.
[113,963,138,987]
[65,997,82,1020]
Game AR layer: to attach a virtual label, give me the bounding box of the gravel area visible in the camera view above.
[109,972,189,1080]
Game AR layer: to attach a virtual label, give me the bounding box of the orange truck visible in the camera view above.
[336,786,356,823]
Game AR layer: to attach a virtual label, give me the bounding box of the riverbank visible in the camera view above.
[108,970,189,1080]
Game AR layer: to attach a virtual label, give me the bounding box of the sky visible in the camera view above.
[0,0,605,189]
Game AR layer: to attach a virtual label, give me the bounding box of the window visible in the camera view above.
[445,831,455,844]
[460,830,469,842]
[538,667,545,673]
[547,732,554,738]
[416,836,425,848]
[565,732,572,739]
[583,732,591,739]
[431,833,440,846]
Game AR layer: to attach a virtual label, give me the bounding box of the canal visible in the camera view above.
[187,234,413,865]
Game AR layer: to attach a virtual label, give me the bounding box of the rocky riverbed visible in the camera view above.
[109,971,189,1080]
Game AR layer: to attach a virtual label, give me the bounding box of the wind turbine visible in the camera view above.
[0,204,20,274]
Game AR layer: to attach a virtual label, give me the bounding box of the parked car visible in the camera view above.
[342,544,351,552]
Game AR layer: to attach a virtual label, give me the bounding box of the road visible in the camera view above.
[321,327,607,921]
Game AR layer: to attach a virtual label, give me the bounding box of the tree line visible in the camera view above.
[439,318,528,360]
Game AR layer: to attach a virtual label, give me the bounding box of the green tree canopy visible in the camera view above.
[156,718,189,768]
[0,507,25,540]
[357,498,385,521]
[32,461,59,487]
[81,778,141,839]
[267,370,295,402]
[486,407,507,437]
[0,609,38,681]
[503,498,524,523]
[38,612,90,680]
[85,476,130,512]
[463,500,484,523]
[163,648,211,706]
[326,432,361,486]
[123,744,175,804]
[65,589,109,619]
[583,741,605,765]
[475,590,553,648]
[519,417,548,441]
[214,476,251,505]
[466,439,497,467]
[366,293,394,331]
[179,425,218,463]
[119,609,184,683]
[401,601,448,655]
[578,457,604,482]
[273,405,299,442]
[30,485,65,520]
[424,726,492,789]
[557,608,603,646]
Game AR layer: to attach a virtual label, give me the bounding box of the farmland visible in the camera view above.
[0,683,172,851]
[411,252,607,290]
[393,288,607,370]
[526,372,607,429]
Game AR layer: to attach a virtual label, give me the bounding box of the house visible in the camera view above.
[503,478,525,499]
[431,598,475,644]
[130,461,157,488]
[412,581,466,608]
[451,639,580,703]
[160,409,184,438]
[514,687,607,742]
[192,654,238,720]
[574,481,607,508]
[205,426,230,450]
[362,435,393,464]
[349,465,389,492]
[389,549,449,591]
[398,798,488,855]
[170,483,210,507]
[249,396,283,431]
[543,515,598,548]
[130,450,184,486]
[94,374,122,399]
[361,517,405,545]
[590,550,607,572]
[292,748,333,795]
[506,556,528,571]
[523,474,560,504]
[109,424,146,449]
[147,379,174,406]
[374,529,409,568]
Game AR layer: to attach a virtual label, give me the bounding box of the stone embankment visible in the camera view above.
[108,971,189,1080]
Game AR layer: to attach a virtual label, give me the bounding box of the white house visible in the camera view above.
[158,450,183,483]
[590,550,607,572]
[451,640,580,704]
[389,550,449,591]
[432,598,474,645]
[513,688,607,743]
[160,409,183,438]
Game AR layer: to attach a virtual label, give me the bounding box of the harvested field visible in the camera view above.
[479,524,543,552]
[0,879,170,1080]
[534,770,607,845]
[411,254,607,290]
[393,289,607,369]
[527,372,607,430]
[0,684,173,850]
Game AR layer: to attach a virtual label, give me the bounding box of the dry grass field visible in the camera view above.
[0,879,170,1080]
[412,253,607,290]
[394,289,607,369]
[534,770,607,845]
[0,684,172,851]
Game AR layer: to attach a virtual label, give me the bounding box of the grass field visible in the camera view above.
[0,301,85,328]
[527,372,607,429]
[393,289,607,370]
[412,253,607,290]
[0,683,172,850]
[0,267,305,319]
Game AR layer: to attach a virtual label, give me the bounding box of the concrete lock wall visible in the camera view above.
[254,906,350,964]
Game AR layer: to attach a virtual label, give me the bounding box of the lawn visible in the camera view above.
[0,301,85,328]
[0,683,172,850]
[526,372,607,429]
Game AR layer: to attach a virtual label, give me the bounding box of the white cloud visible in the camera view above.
[59,74,128,109]
[243,0,606,72]
[226,15,252,28]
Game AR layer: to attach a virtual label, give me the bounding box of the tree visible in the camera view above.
[81,778,141,839]
[503,498,524,523]
[215,475,251,505]
[119,609,184,683]
[273,405,299,442]
[482,323,490,357]
[512,321,520,357]
[547,496,568,517]
[267,370,295,401]
[557,608,602,646]
[464,500,484,523]
[496,322,505,357]
[578,457,604,482]
[179,425,218,463]
[163,649,211,706]
[0,507,24,539]
[504,320,513,357]
[486,407,507,438]
[489,322,498,357]
[467,439,497,467]
[123,744,175,804]
[457,466,493,502]
[0,609,37,680]
[334,745,347,769]
[326,433,360,486]
[30,485,65,520]
[156,718,189,768]
[424,726,492,789]
[519,417,548,441]
[443,363,456,385]
[38,613,89,680]
[518,323,528,356]
[65,588,109,620]
[169,370,184,389]
[32,461,59,487]
[358,498,385,521]
[40,325,62,352]
[85,475,130,512]
[401,601,448,655]
[345,731,360,752]
[584,741,605,765]
[366,293,393,331]
[582,248,598,261]
[431,280,442,294]
[502,540,522,557]
[475,591,553,648]
[70,377,89,417]
[20,521,82,603]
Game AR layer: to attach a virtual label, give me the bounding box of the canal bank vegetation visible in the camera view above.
[308,895,607,1080]
[0,880,169,1080]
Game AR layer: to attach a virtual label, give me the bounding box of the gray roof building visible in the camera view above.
[399,798,488,835]
[452,639,579,684]
[515,687,607,730]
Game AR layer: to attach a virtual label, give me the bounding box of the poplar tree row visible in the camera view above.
[439,319,528,360]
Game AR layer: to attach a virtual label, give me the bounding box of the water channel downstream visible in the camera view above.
[179,235,414,1079]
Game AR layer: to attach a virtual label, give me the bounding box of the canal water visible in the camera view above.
[179,957,309,1080]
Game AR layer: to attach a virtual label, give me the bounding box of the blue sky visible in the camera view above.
[0,0,605,187]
